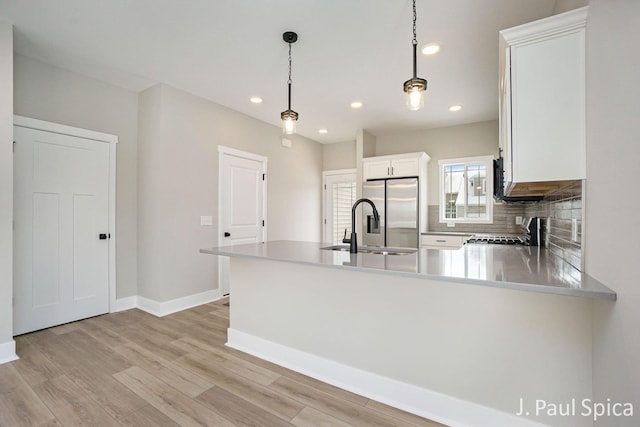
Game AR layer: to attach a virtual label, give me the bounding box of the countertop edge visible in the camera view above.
[200,246,617,301]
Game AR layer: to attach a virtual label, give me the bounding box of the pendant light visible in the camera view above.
[281,31,298,134]
[403,0,427,111]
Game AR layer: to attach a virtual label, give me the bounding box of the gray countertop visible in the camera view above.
[200,240,616,301]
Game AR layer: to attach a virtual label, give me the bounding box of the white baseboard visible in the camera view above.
[137,289,220,317]
[111,296,138,313]
[0,340,19,365]
[227,329,548,427]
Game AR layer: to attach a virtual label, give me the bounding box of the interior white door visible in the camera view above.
[220,151,265,296]
[13,126,110,335]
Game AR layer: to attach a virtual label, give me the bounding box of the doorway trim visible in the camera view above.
[13,115,118,315]
[217,145,268,298]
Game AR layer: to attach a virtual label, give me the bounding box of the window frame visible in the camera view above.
[438,155,494,225]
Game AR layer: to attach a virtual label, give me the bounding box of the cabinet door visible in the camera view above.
[390,158,420,178]
[363,160,391,180]
[510,30,585,182]
[421,234,465,248]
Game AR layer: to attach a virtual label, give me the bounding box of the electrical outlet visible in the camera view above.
[200,216,213,226]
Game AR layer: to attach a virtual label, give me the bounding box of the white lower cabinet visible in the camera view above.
[421,234,469,249]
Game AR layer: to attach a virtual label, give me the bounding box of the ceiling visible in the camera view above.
[0,0,559,143]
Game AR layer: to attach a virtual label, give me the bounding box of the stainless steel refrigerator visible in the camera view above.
[362,178,419,248]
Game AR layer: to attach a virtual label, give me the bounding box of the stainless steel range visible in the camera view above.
[467,235,525,245]
[467,217,545,247]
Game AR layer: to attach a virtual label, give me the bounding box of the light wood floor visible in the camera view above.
[0,298,447,427]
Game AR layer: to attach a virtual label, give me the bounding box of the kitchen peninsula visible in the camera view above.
[201,241,615,427]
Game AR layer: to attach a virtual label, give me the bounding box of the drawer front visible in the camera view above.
[421,235,464,247]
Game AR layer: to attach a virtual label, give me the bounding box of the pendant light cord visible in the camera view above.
[412,0,417,46]
[287,42,293,110]
[412,0,418,78]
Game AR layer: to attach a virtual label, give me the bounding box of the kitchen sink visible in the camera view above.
[321,245,416,256]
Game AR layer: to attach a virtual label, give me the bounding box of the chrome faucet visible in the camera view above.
[342,198,380,253]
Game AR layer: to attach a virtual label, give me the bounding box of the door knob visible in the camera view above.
[99,233,110,240]
[224,232,231,237]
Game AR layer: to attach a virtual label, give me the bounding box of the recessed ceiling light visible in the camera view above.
[421,43,441,55]
[318,129,328,134]
[351,101,363,109]
[449,104,463,112]
[250,97,263,104]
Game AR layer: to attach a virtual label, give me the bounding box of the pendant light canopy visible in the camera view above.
[281,31,298,134]
[403,0,427,111]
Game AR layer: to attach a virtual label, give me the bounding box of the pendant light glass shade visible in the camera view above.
[281,32,298,134]
[404,77,427,111]
[281,110,298,135]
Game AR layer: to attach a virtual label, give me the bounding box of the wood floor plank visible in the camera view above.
[64,362,148,421]
[57,329,132,375]
[172,336,281,386]
[11,344,65,386]
[291,406,355,427]
[32,375,116,427]
[196,385,295,427]
[75,315,130,348]
[114,341,214,398]
[216,345,375,408]
[175,351,305,420]
[0,364,56,426]
[366,400,448,427]
[269,376,418,427]
[116,404,180,427]
[107,323,189,361]
[113,366,235,427]
[48,322,79,335]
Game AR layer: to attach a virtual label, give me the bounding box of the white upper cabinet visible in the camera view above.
[499,7,587,190]
[363,152,428,180]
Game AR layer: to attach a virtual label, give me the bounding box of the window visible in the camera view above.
[438,156,493,224]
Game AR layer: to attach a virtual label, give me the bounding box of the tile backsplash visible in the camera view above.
[428,180,584,270]
[525,180,583,270]
[428,203,526,234]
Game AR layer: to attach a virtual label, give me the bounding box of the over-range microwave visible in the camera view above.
[493,156,542,202]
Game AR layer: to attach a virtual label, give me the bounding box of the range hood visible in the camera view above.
[494,157,580,202]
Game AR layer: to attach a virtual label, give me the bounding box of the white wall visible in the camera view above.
[553,0,589,14]
[374,120,499,205]
[13,55,140,299]
[322,140,356,171]
[0,23,14,357]
[231,257,593,427]
[587,1,640,425]
[137,84,322,302]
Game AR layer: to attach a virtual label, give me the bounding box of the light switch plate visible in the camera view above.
[446,222,456,228]
[282,138,292,148]
[515,216,523,225]
[200,216,213,226]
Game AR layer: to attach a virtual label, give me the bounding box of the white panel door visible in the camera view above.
[220,152,265,296]
[13,126,110,335]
